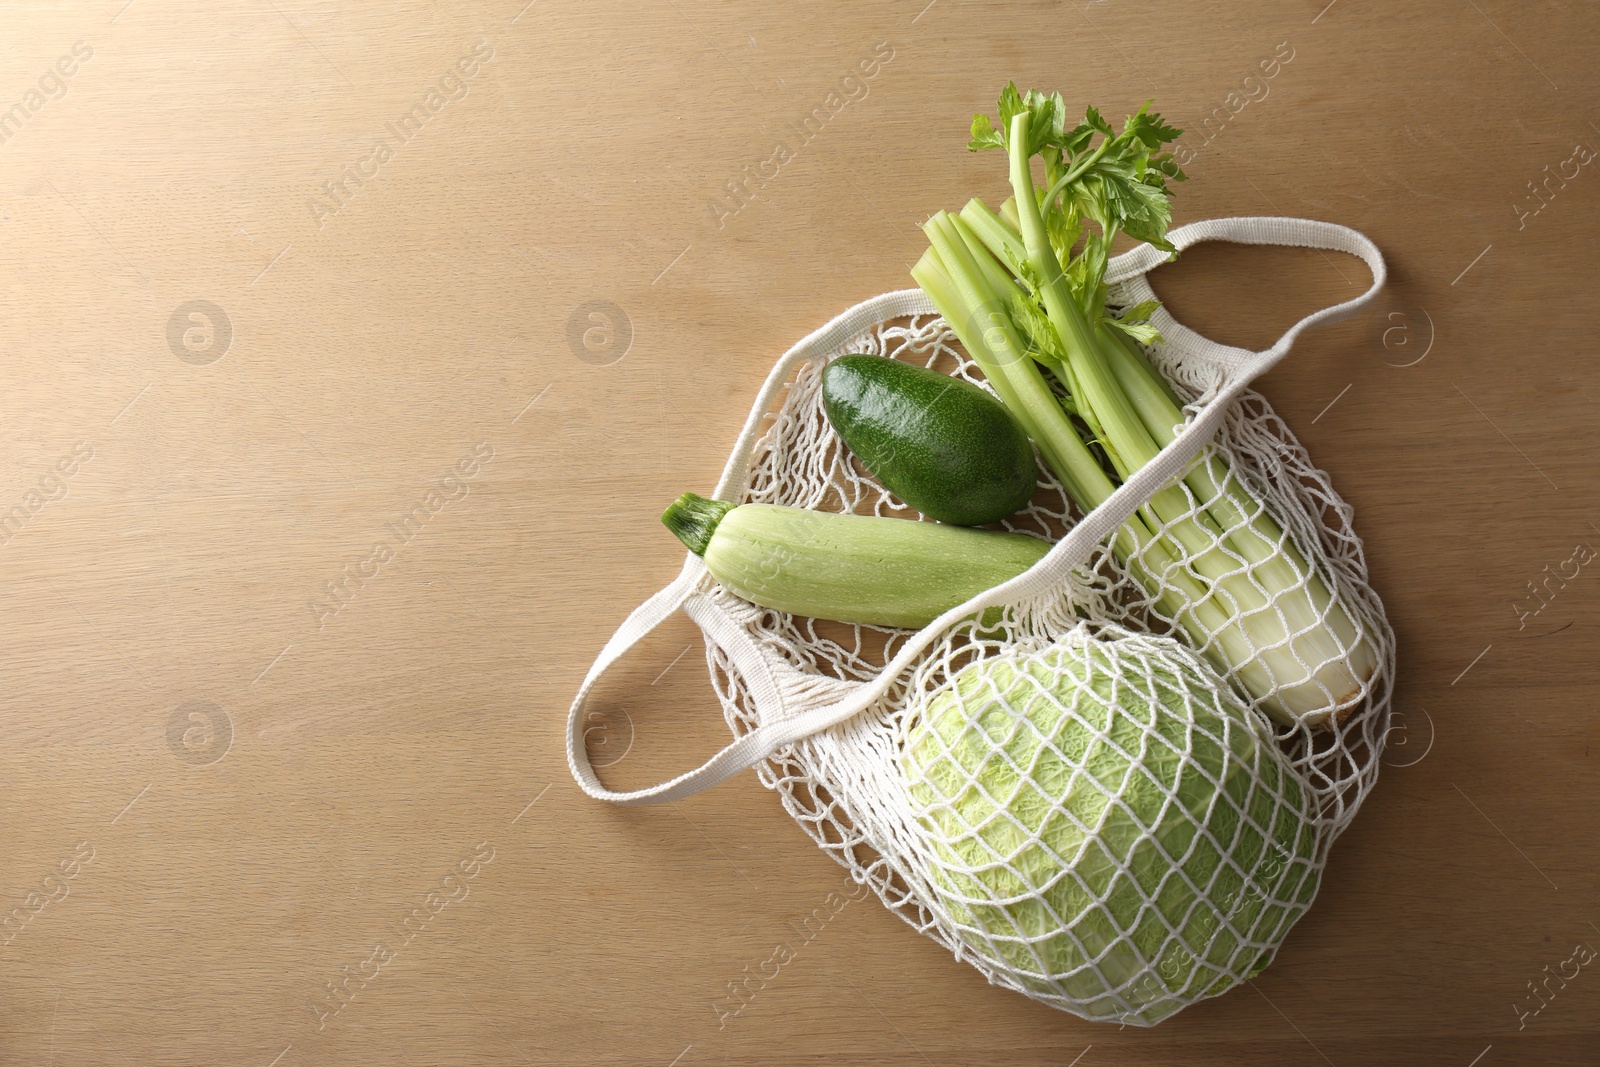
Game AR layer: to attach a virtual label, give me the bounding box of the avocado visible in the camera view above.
[822,355,1036,526]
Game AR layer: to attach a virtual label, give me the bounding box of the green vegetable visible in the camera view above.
[661,493,1049,629]
[909,84,1377,726]
[902,625,1319,1024]
[822,355,1036,527]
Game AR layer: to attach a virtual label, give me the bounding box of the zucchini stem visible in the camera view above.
[662,492,735,556]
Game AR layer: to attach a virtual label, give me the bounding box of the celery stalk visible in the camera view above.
[913,85,1378,724]
[916,216,1251,673]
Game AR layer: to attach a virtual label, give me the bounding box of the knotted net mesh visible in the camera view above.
[699,309,1394,1025]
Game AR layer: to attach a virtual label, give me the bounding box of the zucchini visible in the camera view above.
[822,355,1036,526]
[661,493,1050,629]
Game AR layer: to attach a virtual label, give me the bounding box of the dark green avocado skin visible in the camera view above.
[822,355,1036,527]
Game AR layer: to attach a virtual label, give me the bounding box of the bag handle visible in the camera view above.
[1107,216,1387,379]
[565,567,843,805]
[566,217,1385,805]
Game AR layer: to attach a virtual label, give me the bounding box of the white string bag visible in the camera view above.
[567,217,1395,1026]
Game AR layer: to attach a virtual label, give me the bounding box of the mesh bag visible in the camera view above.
[567,217,1395,1025]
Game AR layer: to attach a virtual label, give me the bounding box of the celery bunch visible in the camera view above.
[910,85,1375,725]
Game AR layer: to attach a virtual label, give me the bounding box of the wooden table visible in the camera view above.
[1,1,1595,1063]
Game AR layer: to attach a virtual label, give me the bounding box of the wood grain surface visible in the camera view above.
[1,1,1597,1064]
